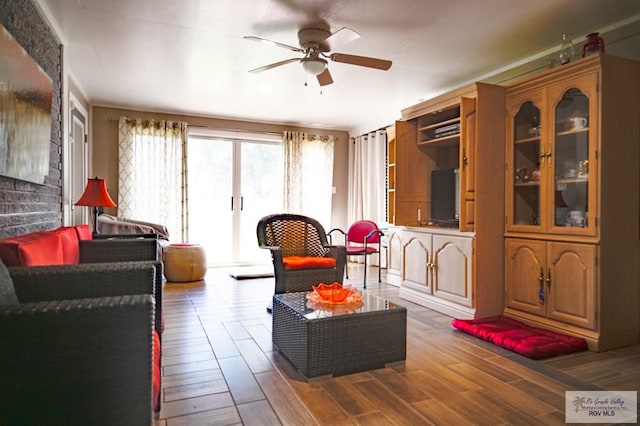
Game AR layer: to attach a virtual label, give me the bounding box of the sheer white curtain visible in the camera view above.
[349,130,387,225]
[118,117,188,241]
[348,129,387,265]
[283,131,335,229]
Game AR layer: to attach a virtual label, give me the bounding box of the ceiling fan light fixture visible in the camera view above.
[244,25,391,86]
[301,57,327,75]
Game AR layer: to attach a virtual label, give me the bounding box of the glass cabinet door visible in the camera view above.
[507,73,597,236]
[547,74,597,236]
[507,95,544,231]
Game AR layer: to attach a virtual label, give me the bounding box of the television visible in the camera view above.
[430,168,460,228]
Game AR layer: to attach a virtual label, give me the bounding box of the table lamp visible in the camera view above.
[75,177,117,235]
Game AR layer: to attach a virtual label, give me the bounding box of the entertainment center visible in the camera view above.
[386,82,506,320]
[386,54,640,351]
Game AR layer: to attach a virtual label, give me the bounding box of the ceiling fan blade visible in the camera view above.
[243,36,303,53]
[325,27,360,49]
[248,58,300,73]
[317,68,333,86]
[330,53,392,70]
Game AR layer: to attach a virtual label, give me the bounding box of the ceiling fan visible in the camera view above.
[243,26,392,86]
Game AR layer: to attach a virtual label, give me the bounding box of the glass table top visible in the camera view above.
[274,291,405,319]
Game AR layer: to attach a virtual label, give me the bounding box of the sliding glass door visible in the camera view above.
[188,131,283,265]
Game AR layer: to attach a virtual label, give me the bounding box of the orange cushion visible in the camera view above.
[55,227,81,264]
[0,231,64,266]
[19,232,64,266]
[74,224,93,241]
[152,330,161,411]
[283,256,336,270]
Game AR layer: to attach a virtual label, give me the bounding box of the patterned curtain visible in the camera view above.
[118,117,188,241]
[283,131,335,229]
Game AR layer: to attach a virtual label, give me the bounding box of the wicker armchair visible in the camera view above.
[0,262,157,425]
[257,214,346,311]
[79,236,164,335]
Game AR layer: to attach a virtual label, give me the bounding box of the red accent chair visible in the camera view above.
[328,220,384,288]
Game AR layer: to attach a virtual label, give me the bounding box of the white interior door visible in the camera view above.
[67,95,88,226]
[188,131,283,265]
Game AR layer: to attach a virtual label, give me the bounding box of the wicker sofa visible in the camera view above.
[0,225,164,335]
[79,234,164,335]
[0,225,165,414]
[0,261,158,424]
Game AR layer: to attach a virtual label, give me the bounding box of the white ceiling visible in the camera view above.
[37,0,640,135]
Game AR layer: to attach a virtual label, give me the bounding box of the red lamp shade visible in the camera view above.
[75,177,117,208]
[75,177,116,234]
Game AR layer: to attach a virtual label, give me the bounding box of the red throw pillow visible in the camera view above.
[74,224,93,241]
[0,232,64,266]
[282,256,337,270]
[19,232,64,266]
[54,227,81,264]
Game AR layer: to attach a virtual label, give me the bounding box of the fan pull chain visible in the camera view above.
[301,72,322,94]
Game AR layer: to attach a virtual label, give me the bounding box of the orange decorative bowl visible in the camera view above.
[312,282,350,302]
[306,298,364,315]
[308,283,363,309]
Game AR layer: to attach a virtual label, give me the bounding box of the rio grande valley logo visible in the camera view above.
[566,391,637,423]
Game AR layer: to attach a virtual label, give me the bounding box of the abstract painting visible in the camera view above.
[0,23,52,184]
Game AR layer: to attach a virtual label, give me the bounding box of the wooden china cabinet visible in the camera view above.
[504,54,640,351]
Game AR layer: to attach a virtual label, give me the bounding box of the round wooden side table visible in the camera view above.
[164,243,207,282]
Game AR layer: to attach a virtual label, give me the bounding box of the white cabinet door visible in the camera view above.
[402,233,432,294]
[399,228,475,317]
[432,234,473,307]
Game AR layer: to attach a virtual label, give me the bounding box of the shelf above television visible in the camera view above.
[418,134,460,147]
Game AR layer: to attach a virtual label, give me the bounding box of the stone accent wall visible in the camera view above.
[0,0,63,238]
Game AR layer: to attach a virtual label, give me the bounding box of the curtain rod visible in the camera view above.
[189,125,283,137]
[107,117,284,137]
[355,127,389,139]
[108,117,345,140]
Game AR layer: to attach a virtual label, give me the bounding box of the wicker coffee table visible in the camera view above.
[272,292,407,379]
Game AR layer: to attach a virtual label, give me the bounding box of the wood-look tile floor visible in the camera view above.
[155,265,640,425]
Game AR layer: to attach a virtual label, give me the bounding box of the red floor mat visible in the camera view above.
[451,315,588,359]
